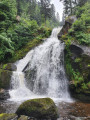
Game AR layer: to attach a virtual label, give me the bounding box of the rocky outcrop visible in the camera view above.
[71,42,90,56]
[58,15,77,38]
[65,43,90,97]
[16,98,58,119]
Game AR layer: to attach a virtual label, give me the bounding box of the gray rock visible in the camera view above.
[18,115,28,120]
[58,15,77,38]
[0,89,10,100]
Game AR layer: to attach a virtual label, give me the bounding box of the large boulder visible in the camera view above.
[0,113,17,120]
[16,98,58,119]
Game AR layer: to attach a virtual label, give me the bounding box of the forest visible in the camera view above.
[61,0,90,45]
[0,0,60,62]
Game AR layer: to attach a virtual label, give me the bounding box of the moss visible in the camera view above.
[0,113,17,120]
[16,98,58,119]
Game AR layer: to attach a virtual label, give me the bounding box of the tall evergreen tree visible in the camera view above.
[40,0,51,22]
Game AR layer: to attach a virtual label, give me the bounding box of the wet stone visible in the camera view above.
[0,89,10,100]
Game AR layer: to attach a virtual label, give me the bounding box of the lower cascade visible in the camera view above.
[9,28,71,102]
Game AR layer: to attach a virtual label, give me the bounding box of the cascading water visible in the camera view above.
[9,28,71,102]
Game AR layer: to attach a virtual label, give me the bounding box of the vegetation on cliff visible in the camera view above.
[61,1,90,94]
[0,0,59,63]
[68,2,90,45]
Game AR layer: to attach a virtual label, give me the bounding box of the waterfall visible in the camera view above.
[9,28,71,102]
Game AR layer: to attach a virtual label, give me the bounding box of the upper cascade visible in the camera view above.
[9,27,72,102]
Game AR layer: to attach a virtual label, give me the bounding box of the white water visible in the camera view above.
[9,28,72,102]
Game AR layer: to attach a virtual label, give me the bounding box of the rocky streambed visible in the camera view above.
[0,99,90,120]
[58,101,90,120]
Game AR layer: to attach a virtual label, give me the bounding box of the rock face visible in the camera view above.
[16,98,58,119]
[58,15,77,38]
[0,113,17,120]
[65,44,90,98]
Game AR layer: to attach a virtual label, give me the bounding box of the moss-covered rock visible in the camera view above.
[0,113,17,120]
[16,98,58,119]
[58,15,77,38]
[0,69,12,89]
[0,63,17,71]
[0,63,17,89]
[18,115,28,120]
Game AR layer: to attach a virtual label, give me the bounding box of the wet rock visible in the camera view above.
[0,69,12,89]
[16,98,58,119]
[0,63,16,89]
[58,102,90,120]
[18,115,28,120]
[58,15,77,38]
[0,63,17,71]
[70,45,84,57]
[71,43,90,56]
[0,105,5,114]
[0,89,10,100]
[0,113,18,120]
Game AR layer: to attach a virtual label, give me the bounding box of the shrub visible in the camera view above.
[0,33,14,62]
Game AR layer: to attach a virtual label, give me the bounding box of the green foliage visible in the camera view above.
[0,11,7,22]
[0,0,52,63]
[75,58,81,63]
[0,33,14,62]
[73,20,86,31]
[0,0,16,32]
[68,2,90,45]
[81,83,88,90]
[9,19,39,50]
